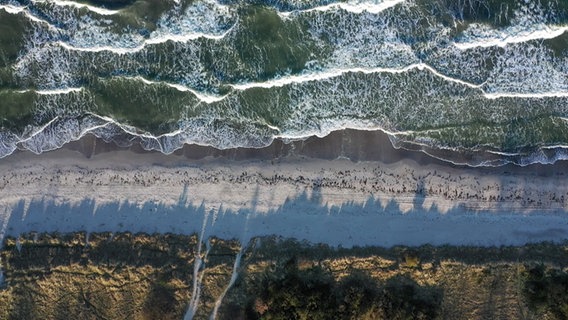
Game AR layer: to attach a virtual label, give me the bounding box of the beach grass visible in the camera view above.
[1,232,568,319]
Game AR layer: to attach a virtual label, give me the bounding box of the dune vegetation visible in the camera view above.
[1,233,567,319]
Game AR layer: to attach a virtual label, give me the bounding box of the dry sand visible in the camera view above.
[1,130,568,247]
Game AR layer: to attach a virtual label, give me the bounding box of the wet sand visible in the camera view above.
[59,128,563,167]
[60,129,439,163]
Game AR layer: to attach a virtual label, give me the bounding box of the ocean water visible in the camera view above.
[0,0,567,165]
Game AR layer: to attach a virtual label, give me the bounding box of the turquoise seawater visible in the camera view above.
[0,0,568,165]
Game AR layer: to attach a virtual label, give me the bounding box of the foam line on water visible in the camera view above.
[131,76,227,103]
[484,91,568,100]
[56,40,140,54]
[230,64,566,100]
[273,121,440,143]
[454,26,568,50]
[542,144,568,150]
[146,22,235,44]
[86,113,182,137]
[16,78,226,104]
[279,0,406,17]
[54,23,234,53]
[229,63,484,91]
[22,63,492,104]
[15,116,62,144]
[15,116,110,146]
[30,0,120,16]
[16,87,84,95]
[417,149,508,167]
[486,150,523,156]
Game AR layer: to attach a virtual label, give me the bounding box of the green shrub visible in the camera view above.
[524,265,568,319]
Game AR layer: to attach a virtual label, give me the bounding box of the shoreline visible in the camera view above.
[9,125,568,167]
[42,128,568,171]
[1,130,568,248]
[61,129,450,164]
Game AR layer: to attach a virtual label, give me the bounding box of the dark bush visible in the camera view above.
[243,257,443,320]
[524,265,568,319]
[379,275,443,320]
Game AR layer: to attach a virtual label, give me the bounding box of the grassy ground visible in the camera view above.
[1,233,568,319]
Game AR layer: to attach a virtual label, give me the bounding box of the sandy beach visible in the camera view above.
[1,129,568,247]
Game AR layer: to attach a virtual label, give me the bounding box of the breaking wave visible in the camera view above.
[1,0,568,166]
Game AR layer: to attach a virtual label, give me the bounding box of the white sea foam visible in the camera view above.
[0,132,18,159]
[0,4,26,15]
[482,44,568,96]
[14,40,81,90]
[229,64,484,90]
[30,0,120,16]
[56,41,141,54]
[305,6,421,69]
[11,0,235,94]
[280,0,407,17]
[146,27,233,44]
[149,0,235,42]
[454,25,568,50]
[132,76,227,103]
[52,18,233,53]
[484,91,568,100]
[18,121,111,154]
[17,87,84,95]
[454,1,566,49]
[3,107,568,167]
[21,0,233,54]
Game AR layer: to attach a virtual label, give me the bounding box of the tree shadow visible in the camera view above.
[2,183,568,254]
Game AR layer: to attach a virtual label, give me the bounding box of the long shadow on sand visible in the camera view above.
[3,186,568,248]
